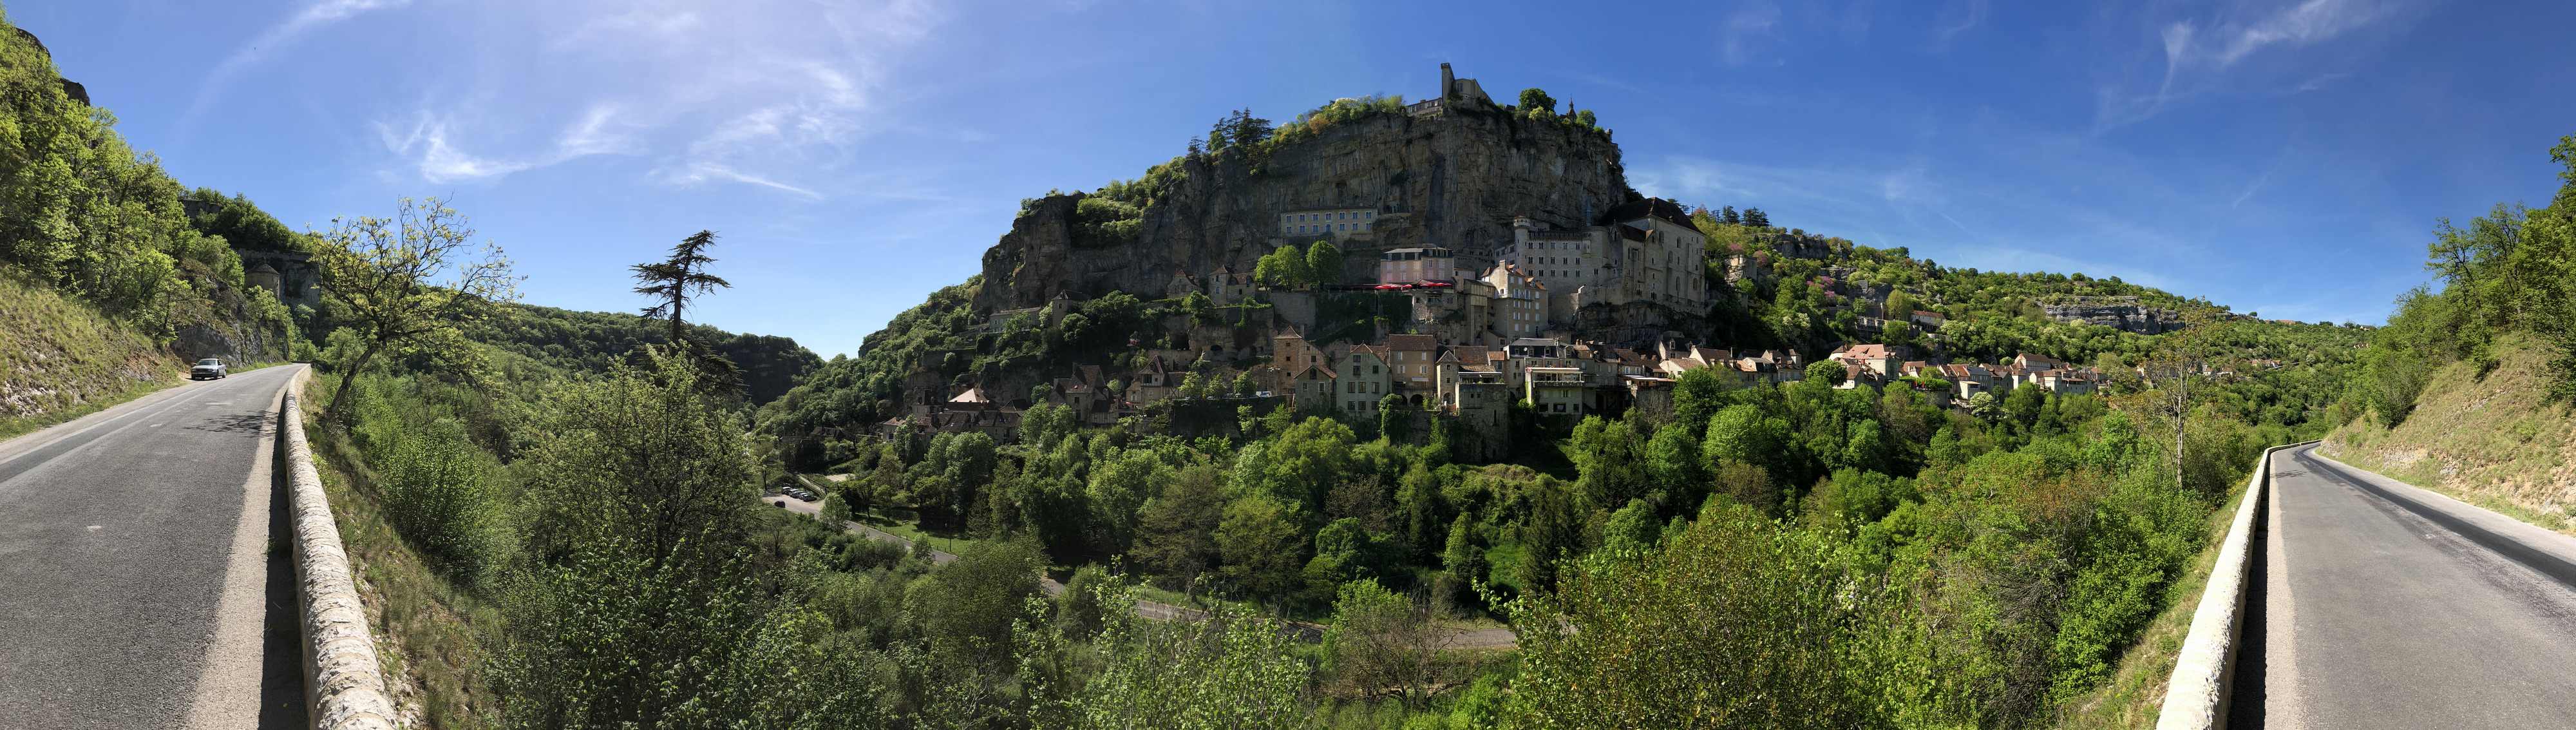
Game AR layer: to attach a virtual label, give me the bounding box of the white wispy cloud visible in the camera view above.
[180,0,412,131]
[354,0,947,192]
[1927,0,1988,48]
[2098,0,2413,128]
[1721,2,1785,67]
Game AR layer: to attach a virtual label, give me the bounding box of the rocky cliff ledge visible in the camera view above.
[2044,296,2184,334]
[973,104,1629,316]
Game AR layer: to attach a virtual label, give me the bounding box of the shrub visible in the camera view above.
[379,418,492,570]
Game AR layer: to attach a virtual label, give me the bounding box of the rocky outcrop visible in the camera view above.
[973,106,1629,317]
[2044,296,2184,334]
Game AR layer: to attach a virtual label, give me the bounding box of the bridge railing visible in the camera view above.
[2156,439,2318,730]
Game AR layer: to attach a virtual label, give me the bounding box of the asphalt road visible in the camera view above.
[0,365,308,729]
[2244,443,2576,729]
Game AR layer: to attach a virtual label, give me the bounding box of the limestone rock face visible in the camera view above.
[2044,296,2184,334]
[972,109,1629,316]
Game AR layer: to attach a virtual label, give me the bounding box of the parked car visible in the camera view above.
[190,358,228,380]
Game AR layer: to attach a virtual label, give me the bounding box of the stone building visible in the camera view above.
[1334,345,1392,414]
[1524,367,1590,414]
[1486,198,1712,331]
[235,249,321,309]
[1484,264,1549,340]
[1202,267,1256,305]
[1377,247,1457,286]
[1280,207,1380,240]
[1384,334,1441,405]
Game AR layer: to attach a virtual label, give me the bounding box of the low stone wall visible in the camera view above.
[281,370,396,729]
[2157,440,2315,730]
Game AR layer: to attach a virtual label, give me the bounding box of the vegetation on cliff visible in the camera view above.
[0,271,174,436]
[0,12,297,423]
[2352,136,2576,424]
[2325,134,2576,533]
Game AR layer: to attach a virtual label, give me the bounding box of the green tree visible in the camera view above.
[500,352,884,729]
[1644,422,1705,508]
[1596,499,1662,556]
[1967,391,2002,419]
[1441,515,1486,584]
[1570,416,1649,508]
[1305,240,1345,285]
[1054,582,1312,728]
[1255,245,1312,289]
[1516,88,1557,115]
[1244,416,1356,508]
[1325,579,1442,711]
[1806,359,1847,387]
[315,197,521,424]
[631,230,728,345]
[1378,393,1413,442]
[1517,481,1586,592]
[1506,503,1880,728]
[1703,404,1796,492]
[1086,448,1168,554]
[1709,459,1777,515]
[1132,465,1226,589]
[1207,108,1274,153]
[1215,494,1306,600]
[2003,383,2050,424]
[378,417,491,569]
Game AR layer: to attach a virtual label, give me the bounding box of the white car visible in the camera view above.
[190,358,228,380]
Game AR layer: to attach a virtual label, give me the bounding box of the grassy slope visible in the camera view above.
[2324,334,2576,536]
[2052,475,2254,728]
[0,272,186,439]
[298,379,504,729]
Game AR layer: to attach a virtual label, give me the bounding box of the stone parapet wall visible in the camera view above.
[281,369,397,730]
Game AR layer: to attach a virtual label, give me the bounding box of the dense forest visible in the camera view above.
[328,293,2366,729]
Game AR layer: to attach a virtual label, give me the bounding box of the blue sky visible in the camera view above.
[15,0,2574,356]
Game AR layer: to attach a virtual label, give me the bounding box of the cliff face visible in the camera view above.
[974,108,1628,314]
[2044,296,2184,334]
